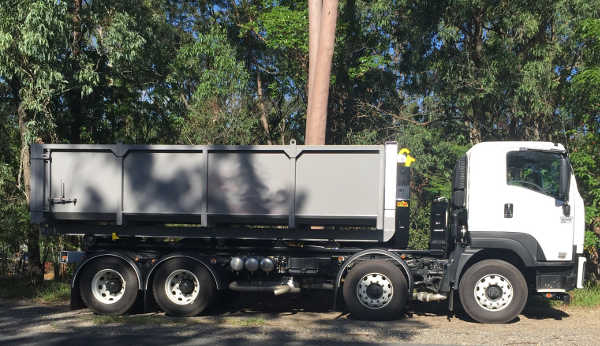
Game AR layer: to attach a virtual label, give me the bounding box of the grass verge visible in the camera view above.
[527,284,600,309]
[225,317,266,327]
[0,278,70,304]
[92,315,267,327]
[569,285,600,307]
[92,314,169,325]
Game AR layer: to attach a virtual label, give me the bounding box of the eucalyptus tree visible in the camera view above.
[0,0,70,280]
[397,0,600,144]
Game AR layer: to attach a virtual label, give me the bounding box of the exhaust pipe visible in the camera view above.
[229,278,301,295]
[413,292,447,302]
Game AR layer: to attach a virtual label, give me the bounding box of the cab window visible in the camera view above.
[506,151,562,199]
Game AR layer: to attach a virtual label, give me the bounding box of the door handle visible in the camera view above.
[504,203,513,218]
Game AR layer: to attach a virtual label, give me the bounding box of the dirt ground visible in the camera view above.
[1,292,599,345]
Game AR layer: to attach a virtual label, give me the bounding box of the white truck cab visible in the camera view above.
[450,141,585,288]
[467,142,584,261]
[439,141,586,323]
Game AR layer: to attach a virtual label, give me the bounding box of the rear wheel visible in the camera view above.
[459,259,527,323]
[343,260,408,320]
[152,258,216,316]
[79,257,139,315]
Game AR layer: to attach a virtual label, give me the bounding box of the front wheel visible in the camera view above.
[152,258,216,316]
[342,260,408,320]
[459,259,528,323]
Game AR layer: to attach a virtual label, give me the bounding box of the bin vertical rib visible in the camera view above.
[286,141,298,229]
[376,146,385,230]
[115,144,125,226]
[201,148,208,227]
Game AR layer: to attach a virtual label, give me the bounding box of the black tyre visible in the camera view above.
[152,258,216,316]
[343,260,408,320]
[79,257,140,315]
[459,259,527,323]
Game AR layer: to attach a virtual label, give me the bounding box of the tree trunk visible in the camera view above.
[256,70,272,144]
[306,0,322,121]
[467,9,484,145]
[18,103,43,284]
[467,114,482,145]
[305,0,338,145]
[69,0,83,143]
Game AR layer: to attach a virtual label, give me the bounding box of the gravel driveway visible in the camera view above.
[1,292,598,345]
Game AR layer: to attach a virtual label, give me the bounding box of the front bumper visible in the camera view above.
[535,255,586,293]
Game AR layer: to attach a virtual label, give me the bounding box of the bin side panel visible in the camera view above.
[123,152,205,214]
[207,152,289,215]
[295,152,380,219]
[50,152,120,213]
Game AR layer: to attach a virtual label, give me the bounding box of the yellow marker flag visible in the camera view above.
[399,148,416,167]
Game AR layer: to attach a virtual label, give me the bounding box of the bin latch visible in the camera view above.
[49,182,77,205]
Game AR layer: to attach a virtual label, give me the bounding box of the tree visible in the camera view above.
[305,0,339,144]
[568,18,600,281]
[0,0,71,281]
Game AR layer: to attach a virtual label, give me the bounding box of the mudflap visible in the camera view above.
[70,282,85,310]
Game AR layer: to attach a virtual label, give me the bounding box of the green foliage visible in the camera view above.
[168,28,248,104]
[408,203,430,250]
[572,19,600,107]
[255,6,308,54]
[569,131,600,280]
[169,27,255,145]
[0,163,29,256]
[102,12,147,66]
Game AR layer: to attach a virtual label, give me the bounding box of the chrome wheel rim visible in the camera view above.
[164,269,200,305]
[91,269,126,305]
[356,272,394,309]
[473,273,514,311]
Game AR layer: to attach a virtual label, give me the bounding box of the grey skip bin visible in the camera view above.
[30,142,402,242]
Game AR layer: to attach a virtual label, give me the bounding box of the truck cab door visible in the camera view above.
[503,150,573,262]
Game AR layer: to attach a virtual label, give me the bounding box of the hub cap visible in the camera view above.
[91,269,126,305]
[356,273,394,309]
[473,274,514,311]
[164,269,200,305]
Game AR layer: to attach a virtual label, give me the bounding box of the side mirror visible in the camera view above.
[559,157,571,203]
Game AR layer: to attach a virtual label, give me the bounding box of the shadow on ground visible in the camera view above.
[0,291,572,345]
[408,293,570,323]
[521,295,570,320]
[0,293,423,346]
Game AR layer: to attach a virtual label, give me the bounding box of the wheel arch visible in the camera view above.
[455,248,530,289]
[333,249,412,309]
[71,252,143,309]
[72,252,143,290]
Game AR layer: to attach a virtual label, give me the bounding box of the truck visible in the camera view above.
[29,140,586,323]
